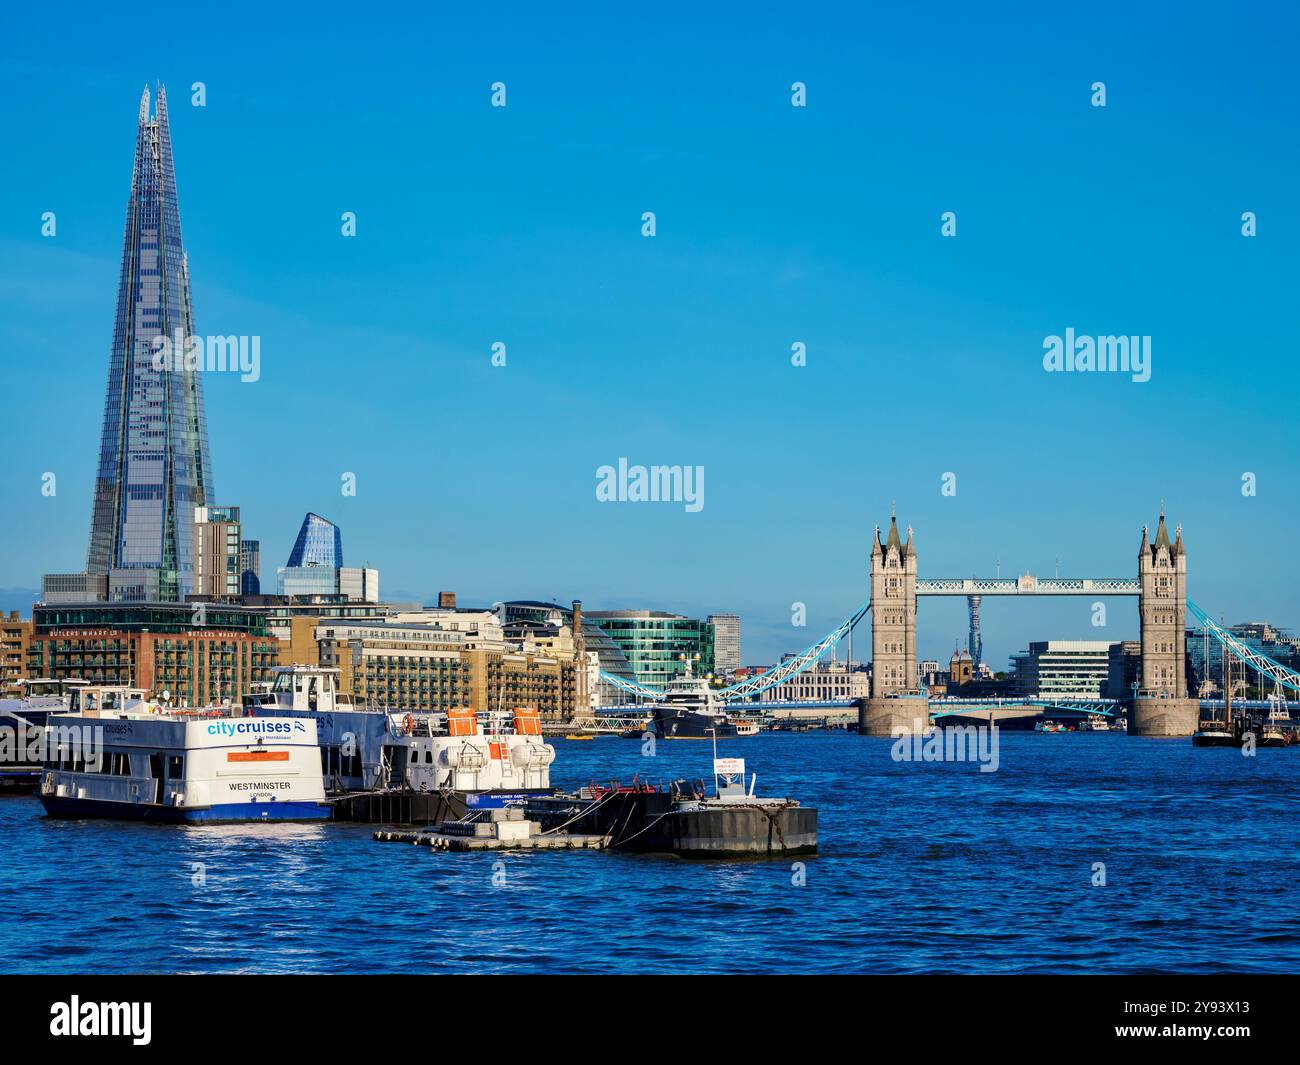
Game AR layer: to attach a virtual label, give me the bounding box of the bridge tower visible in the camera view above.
[861,513,929,735]
[1131,507,1199,736]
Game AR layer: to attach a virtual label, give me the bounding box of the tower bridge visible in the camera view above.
[865,507,1196,737]
[598,507,1283,739]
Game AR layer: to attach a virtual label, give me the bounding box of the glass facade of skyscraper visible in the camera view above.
[86,85,213,603]
[286,513,344,568]
[585,611,715,691]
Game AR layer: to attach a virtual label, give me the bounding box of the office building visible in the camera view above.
[240,540,261,596]
[1105,640,1142,700]
[25,602,278,706]
[85,85,214,603]
[193,505,242,598]
[42,573,109,605]
[0,612,33,692]
[585,610,715,691]
[499,601,636,705]
[1010,641,1113,699]
[708,613,741,676]
[286,513,343,568]
[276,512,376,601]
[755,658,868,703]
[310,609,580,719]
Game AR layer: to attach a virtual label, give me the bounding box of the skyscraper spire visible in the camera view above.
[86,84,213,602]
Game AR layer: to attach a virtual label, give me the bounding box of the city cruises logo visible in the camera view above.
[891,721,1000,773]
[150,328,260,383]
[596,458,705,513]
[205,720,304,737]
[1042,329,1151,383]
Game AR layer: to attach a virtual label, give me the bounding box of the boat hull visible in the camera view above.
[652,706,738,740]
[330,787,556,824]
[0,770,40,793]
[642,804,818,858]
[531,791,817,858]
[1191,733,1238,748]
[40,795,331,823]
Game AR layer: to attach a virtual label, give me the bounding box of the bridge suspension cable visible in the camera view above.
[1186,599,1300,694]
[598,601,871,702]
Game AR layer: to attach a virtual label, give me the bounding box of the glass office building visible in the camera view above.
[499,601,637,704]
[87,85,213,603]
[287,513,344,568]
[585,610,715,691]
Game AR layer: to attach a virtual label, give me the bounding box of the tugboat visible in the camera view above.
[1192,714,1237,748]
[649,655,740,740]
[1194,643,1241,748]
[1259,694,1293,748]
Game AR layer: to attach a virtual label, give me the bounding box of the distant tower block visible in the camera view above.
[1132,507,1199,737]
[861,512,928,735]
[967,595,983,668]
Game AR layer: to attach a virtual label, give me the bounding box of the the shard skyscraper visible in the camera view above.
[86,84,213,602]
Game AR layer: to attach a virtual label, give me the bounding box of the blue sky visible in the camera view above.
[1,1,1297,668]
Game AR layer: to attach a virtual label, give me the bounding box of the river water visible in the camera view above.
[2,731,1296,973]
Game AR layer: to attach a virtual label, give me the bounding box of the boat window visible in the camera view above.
[167,755,184,779]
[149,753,165,780]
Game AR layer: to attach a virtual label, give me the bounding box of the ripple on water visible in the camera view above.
[2,733,1299,973]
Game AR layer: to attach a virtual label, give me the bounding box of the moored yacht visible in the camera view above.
[649,658,740,740]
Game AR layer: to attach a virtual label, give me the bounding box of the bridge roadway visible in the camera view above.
[578,697,1287,732]
[917,577,1140,596]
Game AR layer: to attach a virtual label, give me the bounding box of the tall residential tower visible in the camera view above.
[86,84,213,602]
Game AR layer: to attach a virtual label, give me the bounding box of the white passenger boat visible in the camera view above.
[38,684,329,823]
[242,666,557,800]
[0,679,90,790]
